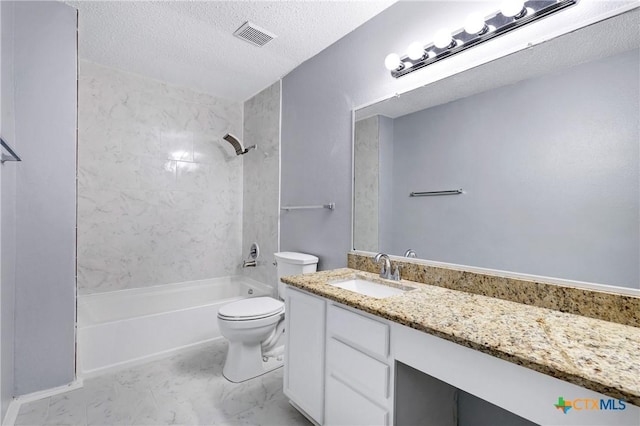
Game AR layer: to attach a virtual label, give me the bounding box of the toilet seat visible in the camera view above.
[218,297,284,321]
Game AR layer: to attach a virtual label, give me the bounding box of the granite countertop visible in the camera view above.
[281,268,640,406]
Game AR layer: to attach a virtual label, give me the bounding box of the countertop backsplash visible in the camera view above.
[348,252,640,328]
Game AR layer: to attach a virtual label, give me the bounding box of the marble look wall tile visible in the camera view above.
[354,116,379,252]
[78,61,242,294]
[241,81,281,290]
[348,252,640,327]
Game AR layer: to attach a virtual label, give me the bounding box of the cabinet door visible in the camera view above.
[284,287,326,424]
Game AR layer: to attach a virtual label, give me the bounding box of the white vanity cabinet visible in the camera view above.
[284,287,392,426]
[325,304,393,426]
[284,285,640,426]
[284,287,327,424]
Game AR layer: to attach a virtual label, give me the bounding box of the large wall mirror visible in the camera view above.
[353,9,640,289]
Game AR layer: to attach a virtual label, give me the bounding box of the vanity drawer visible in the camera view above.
[325,375,388,426]
[326,337,389,399]
[327,304,389,358]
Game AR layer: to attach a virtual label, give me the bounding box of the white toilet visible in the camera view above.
[217,251,319,383]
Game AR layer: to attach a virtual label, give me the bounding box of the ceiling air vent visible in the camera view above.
[233,21,277,47]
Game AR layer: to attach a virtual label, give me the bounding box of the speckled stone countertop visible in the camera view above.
[281,268,640,406]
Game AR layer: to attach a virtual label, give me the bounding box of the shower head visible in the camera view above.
[223,133,256,156]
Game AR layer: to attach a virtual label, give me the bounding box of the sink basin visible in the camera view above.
[328,278,408,299]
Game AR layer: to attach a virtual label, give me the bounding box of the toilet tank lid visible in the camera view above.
[274,252,319,265]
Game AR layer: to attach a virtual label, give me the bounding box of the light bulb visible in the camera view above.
[384,53,401,71]
[407,42,425,60]
[501,0,526,17]
[464,12,487,34]
[433,29,454,49]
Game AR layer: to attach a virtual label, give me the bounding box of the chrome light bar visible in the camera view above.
[389,0,578,79]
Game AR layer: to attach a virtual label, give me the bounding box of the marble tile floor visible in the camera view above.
[15,340,311,426]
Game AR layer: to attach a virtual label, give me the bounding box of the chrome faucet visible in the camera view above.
[243,242,259,267]
[242,259,257,268]
[374,253,391,279]
[374,253,392,280]
[404,249,417,258]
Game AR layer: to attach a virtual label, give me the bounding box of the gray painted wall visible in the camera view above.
[0,0,16,417]
[281,1,638,274]
[280,70,352,270]
[13,2,77,394]
[280,1,511,270]
[386,50,639,288]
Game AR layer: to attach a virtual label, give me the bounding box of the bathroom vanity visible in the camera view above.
[282,266,640,426]
[285,10,640,425]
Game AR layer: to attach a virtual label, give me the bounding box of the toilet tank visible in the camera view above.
[274,252,319,299]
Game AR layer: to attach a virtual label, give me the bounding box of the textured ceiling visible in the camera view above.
[65,1,396,102]
[356,8,640,120]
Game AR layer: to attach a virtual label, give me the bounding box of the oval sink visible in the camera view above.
[328,278,408,299]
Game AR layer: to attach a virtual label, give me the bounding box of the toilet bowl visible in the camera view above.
[217,252,319,383]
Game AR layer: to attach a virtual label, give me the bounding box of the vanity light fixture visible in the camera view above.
[464,13,489,35]
[407,42,426,60]
[385,0,578,78]
[433,29,456,50]
[384,53,402,71]
[500,0,527,18]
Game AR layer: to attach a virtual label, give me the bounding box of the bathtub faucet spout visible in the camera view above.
[242,259,257,268]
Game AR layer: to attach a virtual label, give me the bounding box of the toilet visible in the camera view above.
[217,251,319,382]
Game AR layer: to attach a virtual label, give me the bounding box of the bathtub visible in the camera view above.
[77,276,273,376]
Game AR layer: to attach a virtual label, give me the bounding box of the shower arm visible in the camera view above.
[223,133,256,156]
[240,145,257,155]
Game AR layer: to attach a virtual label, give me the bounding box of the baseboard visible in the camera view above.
[15,379,84,405]
[2,399,20,426]
[2,379,84,426]
[79,337,224,379]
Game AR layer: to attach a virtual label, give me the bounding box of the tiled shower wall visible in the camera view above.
[78,61,243,294]
[241,81,281,290]
[353,116,379,252]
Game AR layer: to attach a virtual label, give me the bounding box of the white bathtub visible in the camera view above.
[77,276,273,376]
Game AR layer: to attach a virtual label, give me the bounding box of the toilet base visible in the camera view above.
[223,343,284,383]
